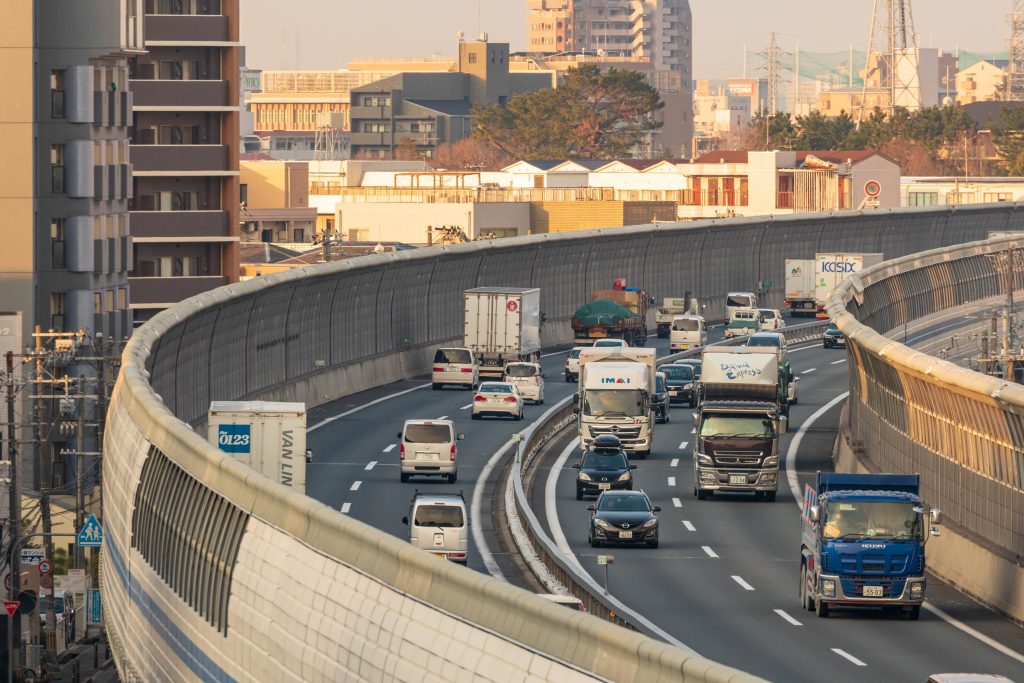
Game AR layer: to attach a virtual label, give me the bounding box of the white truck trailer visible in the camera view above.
[208,401,307,493]
[464,287,542,379]
[575,347,657,457]
[814,253,883,318]
[784,258,816,317]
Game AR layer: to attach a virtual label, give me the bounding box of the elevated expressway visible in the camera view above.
[104,206,1024,681]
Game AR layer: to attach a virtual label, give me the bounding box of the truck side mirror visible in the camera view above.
[628,464,637,470]
[396,432,402,439]
[572,463,581,469]
[457,433,465,441]
[402,516,409,525]
[586,505,596,512]
[809,505,820,523]
[305,449,313,463]
[930,508,942,525]
[648,296,656,305]
[691,412,698,427]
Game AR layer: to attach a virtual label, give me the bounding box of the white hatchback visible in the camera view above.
[565,347,584,382]
[471,382,524,420]
[503,362,545,404]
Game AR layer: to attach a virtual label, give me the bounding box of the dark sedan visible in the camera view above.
[587,490,660,548]
[661,363,697,407]
[573,448,636,499]
[823,322,846,348]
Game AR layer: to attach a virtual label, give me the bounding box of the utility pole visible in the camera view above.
[322,228,332,263]
[39,492,56,657]
[74,375,85,570]
[4,352,21,680]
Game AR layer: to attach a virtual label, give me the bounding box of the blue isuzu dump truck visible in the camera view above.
[800,473,941,620]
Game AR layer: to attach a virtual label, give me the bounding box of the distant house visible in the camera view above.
[956,60,1008,105]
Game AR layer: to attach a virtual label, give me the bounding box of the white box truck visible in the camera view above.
[464,287,542,379]
[814,253,883,318]
[784,258,816,317]
[575,347,656,458]
[208,401,307,493]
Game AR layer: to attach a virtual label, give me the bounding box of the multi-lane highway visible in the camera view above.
[305,316,1024,682]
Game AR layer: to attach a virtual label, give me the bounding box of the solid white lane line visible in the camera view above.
[437,415,448,420]
[471,434,518,583]
[308,383,429,432]
[922,601,1024,665]
[702,546,719,559]
[784,392,850,504]
[678,440,689,450]
[672,497,682,508]
[831,649,867,667]
[682,520,696,531]
[802,368,816,374]
[382,444,396,453]
[670,458,680,467]
[774,609,802,626]
[340,503,351,514]
[460,403,472,410]
[540,349,572,358]
[350,481,362,491]
[364,461,377,471]
[830,359,846,365]
[731,575,755,591]
[691,427,696,434]
[668,477,676,486]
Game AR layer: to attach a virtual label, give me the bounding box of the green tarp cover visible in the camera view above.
[574,298,639,326]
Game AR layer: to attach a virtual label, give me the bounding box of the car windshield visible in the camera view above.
[759,310,777,320]
[672,318,700,331]
[661,365,693,381]
[728,295,753,307]
[827,323,841,333]
[414,504,465,528]
[597,494,651,512]
[655,375,666,392]
[700,414,775,438]
[594,339,624,347]
[569,349,582,359]
[581,451,628,469]
[823,501,923,541]
[434,348,471,364]
[404,424,450,443]
[505,365,537,378]
[583,389,646,417]
[678,362,702,378]
[747,336,780,349]
[480,383,512,393]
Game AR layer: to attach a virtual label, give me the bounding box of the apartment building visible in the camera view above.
[0,1,143,352]
[239,160,317,243]
[128,0,240,324]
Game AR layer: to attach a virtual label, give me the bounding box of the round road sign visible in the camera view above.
[863,180,881,198]
[38,560,52,576]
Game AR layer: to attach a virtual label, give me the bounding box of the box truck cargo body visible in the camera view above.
[464,287,541,378]
[814,253,883,317]
[784,259,816,317]
[208,401,307,493]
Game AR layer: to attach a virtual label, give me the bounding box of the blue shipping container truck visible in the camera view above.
[799,472,941,619]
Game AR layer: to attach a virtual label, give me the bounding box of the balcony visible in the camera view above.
[681,188,748,207]
[129,210,230,238]
[145,14,229,42]
[130,145,230,173]
[128,276,229,305]
[349,132,390,147]
[130,80,230,108]
[350,105,392,120]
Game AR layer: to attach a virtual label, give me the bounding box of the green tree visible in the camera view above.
[992,105,1024,175]
[750,113,797,150]
[473,65,663,159]
[794,110,856,150]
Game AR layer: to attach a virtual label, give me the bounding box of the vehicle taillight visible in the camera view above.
[460,368,474,373]
[450,444,456,461]
[433,367,443,372]
[784,300,790,307]
[504,396,518,403]
[399,444,405,460]
[474,395,487,402]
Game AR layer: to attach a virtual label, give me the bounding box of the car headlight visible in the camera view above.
[617,472,631,481]
[683,383,693,389]
[595,518,611,529]
[697,454,713,466]
[910,582,924,599]
[762,455,778,467]
[642,518,658,528]
[578,472,592,481]
[821,579,836,598]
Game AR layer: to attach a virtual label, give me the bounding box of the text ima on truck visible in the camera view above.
[800,473,940,620]
[463,287,541,379]
[574,347,656,458]
[693,347,787,501]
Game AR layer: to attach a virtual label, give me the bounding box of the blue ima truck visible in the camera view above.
[800,473,941,620]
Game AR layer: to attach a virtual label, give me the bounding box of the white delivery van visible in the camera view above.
[432,347,478,390]
[669,314,707,351]
[208,401,307,493]
[403,492,469,564]
[503,361,545,404]
[397,419,463,483]
[726,292,757,320]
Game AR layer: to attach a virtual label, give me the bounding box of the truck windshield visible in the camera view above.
[583,389,646,417]
[700,415,774,438]
[823,502,923,541]
[672,319,700,331]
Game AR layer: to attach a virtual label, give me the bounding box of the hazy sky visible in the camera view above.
[240,1,1011,78]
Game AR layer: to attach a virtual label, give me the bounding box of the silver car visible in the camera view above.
[471,382,524,420]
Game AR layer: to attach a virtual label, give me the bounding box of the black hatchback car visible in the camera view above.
[651,372,670,423]
[573,438,636,499]
[823,322,846,348]
[587,490,661,548]
[661,363,697,407]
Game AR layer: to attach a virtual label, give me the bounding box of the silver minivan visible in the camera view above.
[402,492,469,564]
[432,347,478,390]
[398,419,463,483]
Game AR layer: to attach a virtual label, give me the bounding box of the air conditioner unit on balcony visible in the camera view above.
[242,222,259,233]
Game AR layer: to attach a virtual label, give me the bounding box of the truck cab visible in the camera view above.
[575,347,656,458]
[800,473,940,620]
[669,314,707,352]
[726,291,757,320]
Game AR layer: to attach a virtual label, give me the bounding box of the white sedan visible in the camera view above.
[503,362,545,404]
[471,382,525,421]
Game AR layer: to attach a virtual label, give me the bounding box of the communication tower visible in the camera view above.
[860,0,921,121]
[1008,0,1024,100]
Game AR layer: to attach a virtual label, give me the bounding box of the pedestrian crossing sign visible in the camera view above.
[77,514,103,547]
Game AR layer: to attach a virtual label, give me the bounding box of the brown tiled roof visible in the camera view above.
[694,151,749,164]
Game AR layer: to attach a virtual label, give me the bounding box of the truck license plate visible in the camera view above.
[598,483,611,490]
[669,390,678,396]
[862,585,883,597]
[619,531,632,539]
[729,474,747,485]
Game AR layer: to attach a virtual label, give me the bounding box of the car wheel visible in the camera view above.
[906,606,921,621]
[448,472,457,484]
[801,563,814,611]
[589,534,600,548]
[816,597,830,618]
[765,491,776,502]
[565,374,572,382]
[664,411,670,423]
[576,487,583,501]
[471,413,481,421]
[696,489,709,500]
[647,539,659,549]
[400,473,410,483]
[432,383,440,390]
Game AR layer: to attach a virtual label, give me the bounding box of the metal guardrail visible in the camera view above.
[828,236,1024,559]
[507,320,830,645]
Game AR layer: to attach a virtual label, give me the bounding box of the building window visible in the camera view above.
[93,292,102,314]
[983,192,1014,202]
[468,52,478,64]
[362,95,391,107]
[239,183,248,206]
[908,191,938,207]
[50,145,65,194]
[50,70,65,119]
[363,122,390,133]
[105,290,115,312]
[118,288,127,310]
[51,219,65,269]
[50,293,65,331]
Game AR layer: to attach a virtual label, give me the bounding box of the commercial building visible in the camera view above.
[239,160,317,243]
[902,177,1024,207]
[128,0,241,324]
[0,1,143,354]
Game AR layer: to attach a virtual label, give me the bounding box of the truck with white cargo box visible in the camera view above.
[463,287,542,379]
[655,293,700,337]
[693,348,785,501]
[208,401,307,493]
[814,252,883,318]
[784,258,816,317]
[575,347,656,457]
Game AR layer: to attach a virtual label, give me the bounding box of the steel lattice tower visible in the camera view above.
[1008,0,1024,100]
[860,0,920,121]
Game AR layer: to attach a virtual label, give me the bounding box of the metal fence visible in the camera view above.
[827,235,1024,558]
